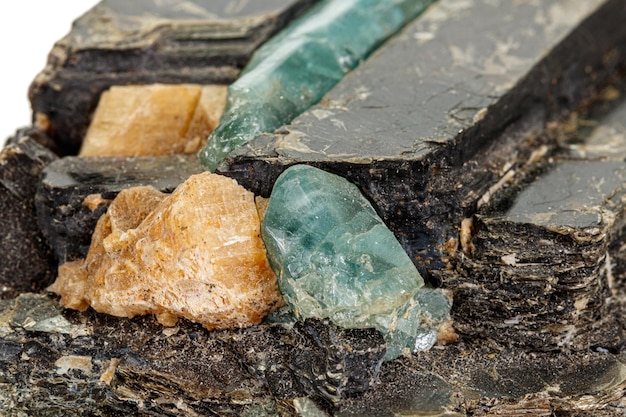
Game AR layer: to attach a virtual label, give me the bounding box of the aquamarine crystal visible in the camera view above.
[261,165,451,360]
[199,0,435,171]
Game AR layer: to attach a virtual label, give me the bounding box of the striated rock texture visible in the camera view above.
[2,293,625,416]
[48,172,283,329]
[449,80,626,351]
[262,165,452,360]
[36,154,205,262]
[199,0,435,171]
[10,0,626,414]
[455,160,626,350]
[80,84,227,157]
[0,129,58,299]
[28,0,317,155]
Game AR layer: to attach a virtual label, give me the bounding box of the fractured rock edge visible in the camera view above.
[28,0,318,154]
[0,128,58,299]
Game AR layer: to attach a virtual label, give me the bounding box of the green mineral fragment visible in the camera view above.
[261,165,452,360]
[199,0,435,171]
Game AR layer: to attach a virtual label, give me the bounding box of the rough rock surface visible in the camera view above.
[28,0,317,155]
[48,172,283,329]
[0,129,58,299]
[1,293,625,416]
[36,154,205,262]
[80,84,227,157]
[455,160,626,350]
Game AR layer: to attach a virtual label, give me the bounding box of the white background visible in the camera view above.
[0,2,99,147]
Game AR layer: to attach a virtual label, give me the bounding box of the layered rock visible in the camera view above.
[28,0,317,154]
[455,160,626,350]
[48,172,283,329]
[80,84,227,157]
[7,0,626,414]
[0,129,58,299]
[2,293,625,416]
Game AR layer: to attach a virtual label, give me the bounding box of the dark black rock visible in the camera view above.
[453,160,626,350]
[28,0,317,155]
[447,76,626,351]
[1,294,624,416]
[0,296,387,416]
[5,126,59,154]
[0,130,58,299]
[7,0,626,414]
[289,319,385,405]
[35,154,205,263]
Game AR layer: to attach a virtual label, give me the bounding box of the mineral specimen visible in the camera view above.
[28,0,316,154]
[261,165,452,360]
[79,84,227,157]
[223,0,626,269]
[36,154,205,262]
[48,172,283,329]
[9,0,626,415]
[199,0,435,171]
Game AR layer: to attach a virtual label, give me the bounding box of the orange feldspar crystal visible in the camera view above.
[48,172,283,329]
[79,84,227,157]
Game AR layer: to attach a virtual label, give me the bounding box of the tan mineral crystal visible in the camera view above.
[79,84,227,157]
[48,173,283,329]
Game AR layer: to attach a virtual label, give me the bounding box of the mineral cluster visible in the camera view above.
[262,165,452,360]
[48,172,283,329]
[199,0,434,171]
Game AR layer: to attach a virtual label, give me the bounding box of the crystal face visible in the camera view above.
[261,165,451,360]
[80,84,227,157]
[198,0,435,171]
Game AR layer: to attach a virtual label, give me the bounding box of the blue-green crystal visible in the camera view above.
[199,0,435,171]
[261,165,452,360]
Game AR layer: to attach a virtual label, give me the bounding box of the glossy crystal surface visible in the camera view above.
[199,0,434,171]
[261,165,451,360]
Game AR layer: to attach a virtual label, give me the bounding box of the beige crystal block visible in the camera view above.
[79,84,227,157]
[183,85,228,153]
[48,173,283,329]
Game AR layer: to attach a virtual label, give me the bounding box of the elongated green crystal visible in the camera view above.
[261,165,451,360]
[199,0,435,171]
